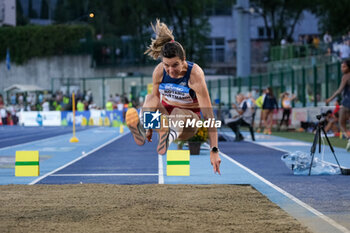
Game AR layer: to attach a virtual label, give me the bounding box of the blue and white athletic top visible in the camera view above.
[159,61,199,105]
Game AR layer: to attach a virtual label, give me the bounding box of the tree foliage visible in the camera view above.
[310,0,350,37]
[53,0,213,65]
[251,0,314,45]
[0,25,93,64]
[16,0,29,26]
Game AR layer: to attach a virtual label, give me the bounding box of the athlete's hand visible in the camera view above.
[146,129,153,142]
[325,98,330,104]
[210,152,221,175]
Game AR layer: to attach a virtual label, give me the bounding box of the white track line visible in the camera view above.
[50,173,158,176]
[213,138,350,233]
[158,154,164,184]
[29,133,129,185]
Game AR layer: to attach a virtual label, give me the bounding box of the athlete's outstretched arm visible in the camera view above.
[189,65,221,174]
[152,63,164,98]
[326,74,350,104]
[145,63,164,142]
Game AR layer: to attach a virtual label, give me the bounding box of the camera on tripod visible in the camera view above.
[315,114,326,126]
[309,113,350,175]
[315,111,332,126]
[316,114,322,120]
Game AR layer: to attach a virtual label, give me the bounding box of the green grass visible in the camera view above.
[271,131,347,149]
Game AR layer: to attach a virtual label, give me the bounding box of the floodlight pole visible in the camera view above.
[235,0,251,78]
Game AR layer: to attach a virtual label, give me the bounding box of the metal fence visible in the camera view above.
[208,60,342,108]
[269,43,329,61]
[51,75,152,108]
[52,60,343,109]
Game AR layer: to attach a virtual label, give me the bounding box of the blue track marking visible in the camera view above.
[37,133,159,185]
[0,126,87,149]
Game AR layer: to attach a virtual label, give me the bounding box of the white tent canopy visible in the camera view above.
[4,84,47,93]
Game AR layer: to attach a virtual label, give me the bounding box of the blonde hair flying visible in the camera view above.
[144,19,175,60]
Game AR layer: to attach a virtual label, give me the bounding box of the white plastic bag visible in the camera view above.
[281,151,341,175]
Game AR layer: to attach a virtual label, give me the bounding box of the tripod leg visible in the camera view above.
[309,127,319,176]
[309,152,316,176]
[310,125,319,154]
[318,126,322,153]
[321,126,342,170]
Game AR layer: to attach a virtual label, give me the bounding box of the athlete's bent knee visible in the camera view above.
[143,94,160,110]
[145,94,159,103]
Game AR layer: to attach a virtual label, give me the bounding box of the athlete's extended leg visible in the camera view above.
[126,94,167,146]
[142,94,170,155]
[142,94,168,115]
[125,108,146,146]
[170,108,200,141]
[126,94,171,155]
[339,107,350,151]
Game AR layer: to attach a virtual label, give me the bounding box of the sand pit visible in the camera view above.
[0,184,310,233]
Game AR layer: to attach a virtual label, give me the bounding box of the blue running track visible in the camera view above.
[38,133,159,184]
[0,126,87,149]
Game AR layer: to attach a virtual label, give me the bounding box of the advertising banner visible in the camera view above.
[61,110,124,126]
[19,111,61,126]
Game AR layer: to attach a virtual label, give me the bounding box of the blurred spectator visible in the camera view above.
[86,89,93,104]
[18,93,24,105]
[114,93,121,104]
[246,92,257,128]
[323,31,332,44]
[26,94,32,108]
[122,93,129,104]
[279,92,296,130]
[262,87,279,135]
[62,95,70,111]
[339,40,350,60]
[76,89,82,100]
[88,102,97,110]
[313,35,320,49]
[117,101,124,111]
[38,93,43,104]
[280,38,287,46]
[255,89,266,133]
[42,99,50,111]
[0,94,5,125]
[106,98,114,111]
[8,105,18,125]
[10,93,16,105]
[77,99,85,111]
[0,94,7,125]
[0,94,4,108]
[225,94,255,141]
[83,100,89,110]
[324,99,340,134]
[306,35,313,45]
[296,35,304,45]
